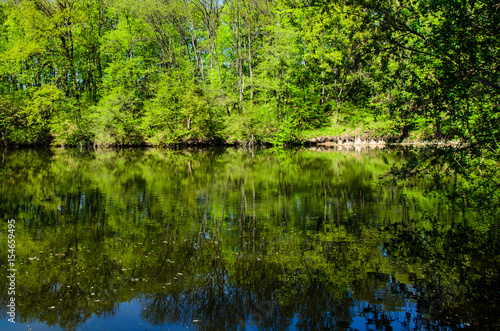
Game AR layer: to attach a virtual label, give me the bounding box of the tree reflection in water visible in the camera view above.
[0,147,498,330]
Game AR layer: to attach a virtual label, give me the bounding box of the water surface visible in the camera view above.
[0,147,498,330]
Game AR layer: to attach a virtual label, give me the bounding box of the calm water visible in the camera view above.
[0,147,498,330]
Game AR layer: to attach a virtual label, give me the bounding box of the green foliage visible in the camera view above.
[0,95,33,145]
[25,84,63,127]
[0,0,498,153]
[143,68,225,145]
[50,102,95,147]
[91,87,144,146]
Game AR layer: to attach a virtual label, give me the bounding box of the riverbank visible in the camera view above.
[302,136,463,148]
[2,135,464,149]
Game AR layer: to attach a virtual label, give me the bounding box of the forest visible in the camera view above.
[0,0,498,149]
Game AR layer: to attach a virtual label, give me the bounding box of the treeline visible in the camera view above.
[0,0,499,147]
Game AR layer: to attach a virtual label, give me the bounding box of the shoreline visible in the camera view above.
[1,129,464,150]
[1,138,464,150]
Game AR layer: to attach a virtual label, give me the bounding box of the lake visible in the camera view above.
[0,147,498,330]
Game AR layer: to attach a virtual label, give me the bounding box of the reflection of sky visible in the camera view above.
[0,319,64,331]
[350,300,422,331]
[0,300,187,331]
[0,298,435,331]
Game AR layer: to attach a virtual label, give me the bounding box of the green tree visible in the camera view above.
[142,66,225,145]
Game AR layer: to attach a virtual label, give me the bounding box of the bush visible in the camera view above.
[142,70,225,145]
[90,87,144,146]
